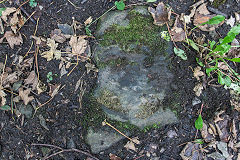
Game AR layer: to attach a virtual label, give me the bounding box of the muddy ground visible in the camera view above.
[0,0,239,160]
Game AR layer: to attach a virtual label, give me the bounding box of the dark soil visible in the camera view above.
[0,0,239,160]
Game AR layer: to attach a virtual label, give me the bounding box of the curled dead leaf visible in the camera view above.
[41,38,61,61]
[50,29,67,43]
[69,35,88,60]
[193,66,204,81]
[0,31,23,49]
[148,2,170,26]
[19,88,34,105]
[171,16,185,42]
[193,83,203,97]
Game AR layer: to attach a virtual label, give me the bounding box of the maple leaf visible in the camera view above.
[41,38,61,61]
[19,88,34,105]
[69,35,88,56]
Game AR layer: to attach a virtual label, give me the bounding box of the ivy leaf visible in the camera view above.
[0,8,6,16]
[202,15,225,25]
[115,0,125,11]
[174,47,187,60]
[0,105,11,111]
[195,115,203,130]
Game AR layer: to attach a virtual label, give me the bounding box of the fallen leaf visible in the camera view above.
[69,35,88,59]
[193,83,203,97]
[31,36,46,46]
[171,16,185,42]
[38,114,49,130]
[48,84,61,97]
[50,29,67,43]
[84,16,93,26]
[0,31,23,49]
[225,15,235,27]
[148,2,170,26]
[193,3,223,31]
[24,71,38,90]
[1,7,16,22]
[193,66,204,81]
[180,142,204,160]
[131,137,140,144]
[85,63,98,74]
[19,88,34,105]
[218,62,229,70]
[0,18,4,34]
[0,88,6,106]
[124,141,137,152]
[41,38,61,61]
[109,153,121,160]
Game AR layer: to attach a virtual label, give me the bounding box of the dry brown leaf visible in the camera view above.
[41,38,61,61]
[171,16,185,42]
[193,83,203,97]
[84,16,93,26]
[109,153,122,160]
[1,7,16,22]
[0,31,23,49]
[24,71,38,90]
[85,63,98,74]
[69,35,88,57]
[50,29,67,43]
[148,2,170,26]
[193,3,223,31]
[48,84,61,97]
[218,62,229,70]
[19,88,34,105]
[124,141,137,152]
[0,88,7,106]
[131,137,140,144]
[31,36,46,45]
[2,71,18,86]
[193,66,204,81]
[225,16,235,27]
[0,19,4,34]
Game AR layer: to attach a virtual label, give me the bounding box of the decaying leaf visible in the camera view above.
[1,7,16,22]
[69,35,88,58]
[0,19,4,34]
[193,83,203,97]
[38,114,49,130]
[218,62,229,70]
[50,29,67,43]
[201,122,215,143]
[171,16,185,42]
[180,142,204,160]
[148,2,170,26]
[31,36,46,46]
[41,38,61,61]
[85,63,98,74]
[84,16,93,26]
[215,114,230,142]
[225,16,235,27]
[0,31,23,49]
[124,141,137,152]
[193,3,223,31]
[193,66,204,81]
[24,71,38,90]
[109,153,122,160]
[19,88,34,105]
[0,88,7,106]
[48,84,61,97]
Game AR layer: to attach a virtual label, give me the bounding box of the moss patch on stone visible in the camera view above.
[100,10,167,54]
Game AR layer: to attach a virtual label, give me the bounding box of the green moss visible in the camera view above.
[100,11,167,54]
[213,0,227,8]
[143,123,161,132]
[162,91,181,117]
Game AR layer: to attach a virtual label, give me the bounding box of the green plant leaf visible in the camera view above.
[0,7,6,16]
[174,47,187,60]
[196,58,204,67]
[115,0,125,11]
[224,76,231,87]
[202,15,225,25]
[206,67,217,76]
[187,39,199,52]
[85,27,92,36]
[195,115,203,130]
[226,58,240,63]
[218,71,224,85]
[209,40,216,50]
[0,105,11,111]
[147,0,157,2]
[195,139,204,144]
[228,24,240,36]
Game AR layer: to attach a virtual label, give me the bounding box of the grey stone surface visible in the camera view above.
[86,127,126,154]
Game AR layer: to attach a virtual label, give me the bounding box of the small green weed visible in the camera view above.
[29,0,37,8]
[46,72,57,83]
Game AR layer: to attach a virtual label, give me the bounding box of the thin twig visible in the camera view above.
[31,143,99,160]
[67,54,79,76]
[67,0,81,9]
